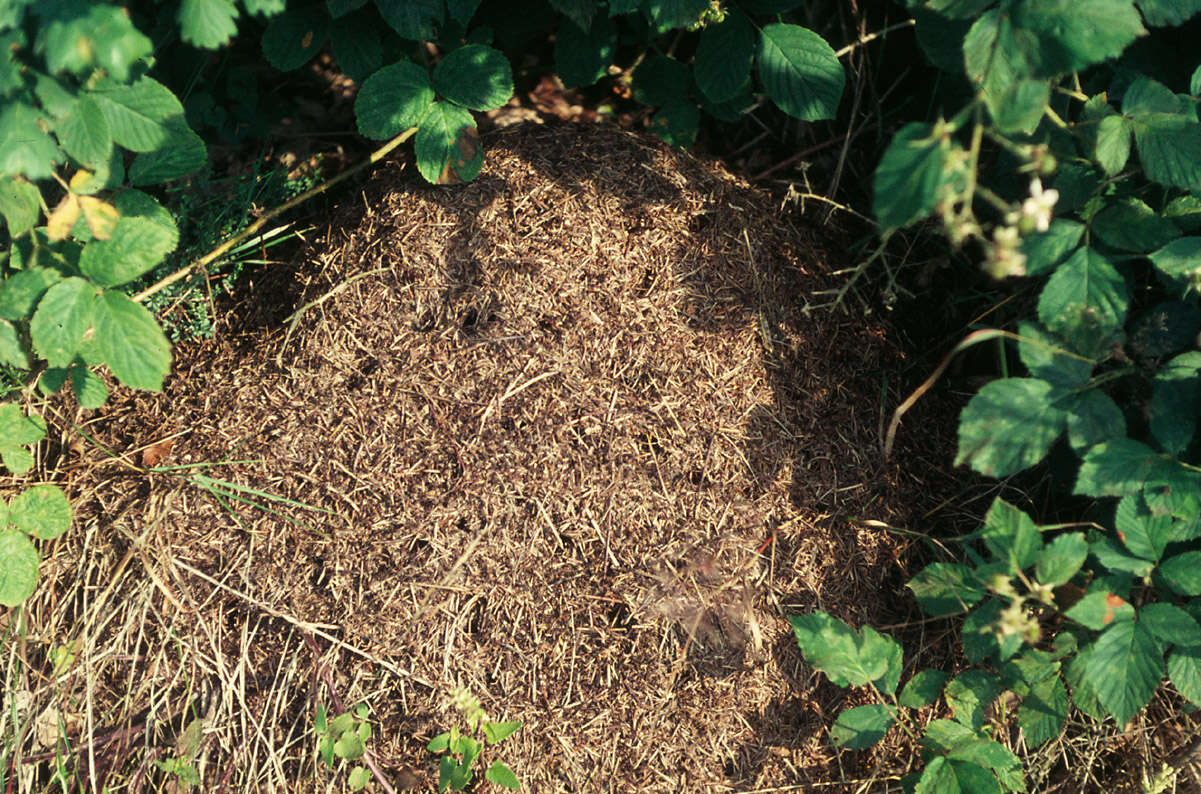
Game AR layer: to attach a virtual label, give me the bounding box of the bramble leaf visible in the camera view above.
[94,291,172,391]
[900,669,948,708]
[1150,352,1201,456]
[1140,603,1201,646]
[0,529,39,606]
[433,45,513,111]
[916,757,1001,794]
[980,498,1041,572]
[956,378,1068,477]
[1086,620,1162,725]
[554,15,617,89]
[1092,198,1179,253]
[830,704,893,749]
[0,102,62,179]
[329,12,383,84]
[1168,644,1201,706]
[30,278,96,369]
[0,320,28,369]
[757,24,843,121]
[80,215,178,286]
[873,123,951,231]
[908,563,986,617]
[1021,219,1084,276]
[178,0,239,49]
[261,6,327,71]
[1019,675,1068,747]
[1161,552,1201,595]
[355,61,435,140]
[633,56,691,106]
[1036,532,1088,587]
[9,484,71,540]
[695,11,755,103]
[375,0,441,39]
[1065,591,1134,630]
[1075,439,1160,498]
[1037,247,1128,356]
[485,760,520,789]
[92,77,189,153]
[1065,390,1126,454]
[0,177,41,236]
[945,670,1001,731]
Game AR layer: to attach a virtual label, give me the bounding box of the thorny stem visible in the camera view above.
[132,126,417,305]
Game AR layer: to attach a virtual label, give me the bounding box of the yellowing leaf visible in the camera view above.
[45,193,80,241]
[79,195,118,239]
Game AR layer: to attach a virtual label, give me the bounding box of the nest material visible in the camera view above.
[35,121,958,791]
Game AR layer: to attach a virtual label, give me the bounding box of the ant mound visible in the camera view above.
[64,122,950,791]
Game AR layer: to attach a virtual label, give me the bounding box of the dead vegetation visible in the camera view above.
[7,121,995,792]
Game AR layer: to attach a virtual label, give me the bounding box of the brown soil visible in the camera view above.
[18,121,972,792]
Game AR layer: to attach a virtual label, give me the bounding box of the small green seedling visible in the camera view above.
[428,688,521,791]
[314,703,372,791]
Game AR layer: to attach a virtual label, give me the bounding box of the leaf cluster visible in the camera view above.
[314,702,373,791]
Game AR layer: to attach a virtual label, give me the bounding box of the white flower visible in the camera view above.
[1021,177,1059,233]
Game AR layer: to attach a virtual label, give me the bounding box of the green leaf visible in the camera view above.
[0,102,62,180]
[432,45,513,112]
[0,31,24,97]
[94,291,171,391]
[0,320,28,369]
[1037,247,1128,357]
[354,60,435,140]
[483,720,522,744]
[81,215,178,286]
[900,669,948,708]
[1149,237,1201,295]
[129,128,207,185]
[0,177,41,237]
[0,402,45,448]
[0,446,32,476]
[916,757,1002,794]
[1165,195,1201,232]
[327,0,366,18]
[648,100,699,147]
[1086,620,1163,725]
[756,24,843,122]
[1065,642,1105,719]
[1036,532,1088,587]
[37,3,152,82]
[55,95,112,168]
[1095,113,1132,175]
[643,0,710,31]
[633,56,691,106]
[1125,75,1190,116]
[789,612,892,687]
[0,267,60,322]
[178,0,239,49]
[332,730,364,760]
[1075,439,1159,498]
[980,498,1042,572]
[963,600,1008,664]
[427,731,451,752]
[347,766,370,791]
[1065,590,1134,630]
[1065,390,1126,454]
[920,722,1023,791]
[1021,218,1084,276]
[0,528,39,606]
[485,760,520,789]
[908,563,985,617]
[1090,534,1154,577]
[1168,645,1201,706]
[1161,552,1201,595]
[30,278,95,369]
[1091,198,1179,253]
[1137,0,1201,25]
[1141,603,1201,646]
[1132,113,1201,192]
[1013,0,1145,74]
[414,102,482,184]
[554,15,616,89]
[92,77,188,153]
[70,365,107,409]
[261,6,328,71]
[945,670,1001,731]
[9,484,71,540]
[446,0,480,25]
[1015,321,1091,388]
[955,378,1068,477]
[375,0,441,39]
[1018,674,1068,747]
[549,0,593,31]
[1115,493,1175,562]
[830,704,894,749]
[1150,351,1201,456]
[330,12,383,84]
[872,123,951,231]
[1144,462,1201,520]
[694,10,755,103]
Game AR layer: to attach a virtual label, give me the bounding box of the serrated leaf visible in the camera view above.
[355,60,435,140]
[1132,113,1201,192]
[549,0,593,30]
[648,100,699,147]
[92,77,188,153]
[554,16,616,90]
[427,731,450,752]
[1095,113,1132,174]
[0,30,24,97]
[483,720,521,744]
[129,128,207,185]
[0,446,33,476]
[1092,198,1179,252]
[1086,620,1162,725]
[38,3,153,82]
[633,56,691,106]
[1065,642,1105,719]
[1138,0,1201,25]
[1149,351,1201,456]
[1037,247,1128,356]
[757,24,843,122]
[0,320,29,369]
[0,102,62,180]
[1168,645,1201,706]
[789,611,888,687]
[179,0,239,49]
[945,670,1001,731]
[956,378,1068,477]
[1091,533,1154,576]
[432,45,513,111]
[980,498,1042,572]
[873,123,951,232]
[55,95,112,167]
[1019,674,1067,747]
[830,704,894,749]
[900,669,948,708]
[347,765,370,790]
[80,217,177,287]
[0,267,61,323]
[908,563,985,617]
[1141,603,1201,646]
[1065,390,1126,453]
[1115,493,1174,562]
[0,177,41,237]
[694,10,755,103]
[962,600,1004,664]
[1149,236,1201,295]
[30,278,95,369]
[1144,461,1201,520]
[1036,532,1088,587]
[1021,218,1084,276]
[329,12,383,84]
[1065,591,1134,630]
[485,760,521,789]
[375,0,441,39]
[1075,439,1160,497]
[70,365,107,409]
[9,484,71,540]
[0,402,45,449]
[332,731,364,760]
[1126,76,1190,116]
[0,529,39,606]
[261,6,327,71]
[1013,0,1146,75]
[643,0,710,31]
[94,291,171,391]
[1161,552,1201,595]
[1016,320,1091,387]
[414,102,482,184]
